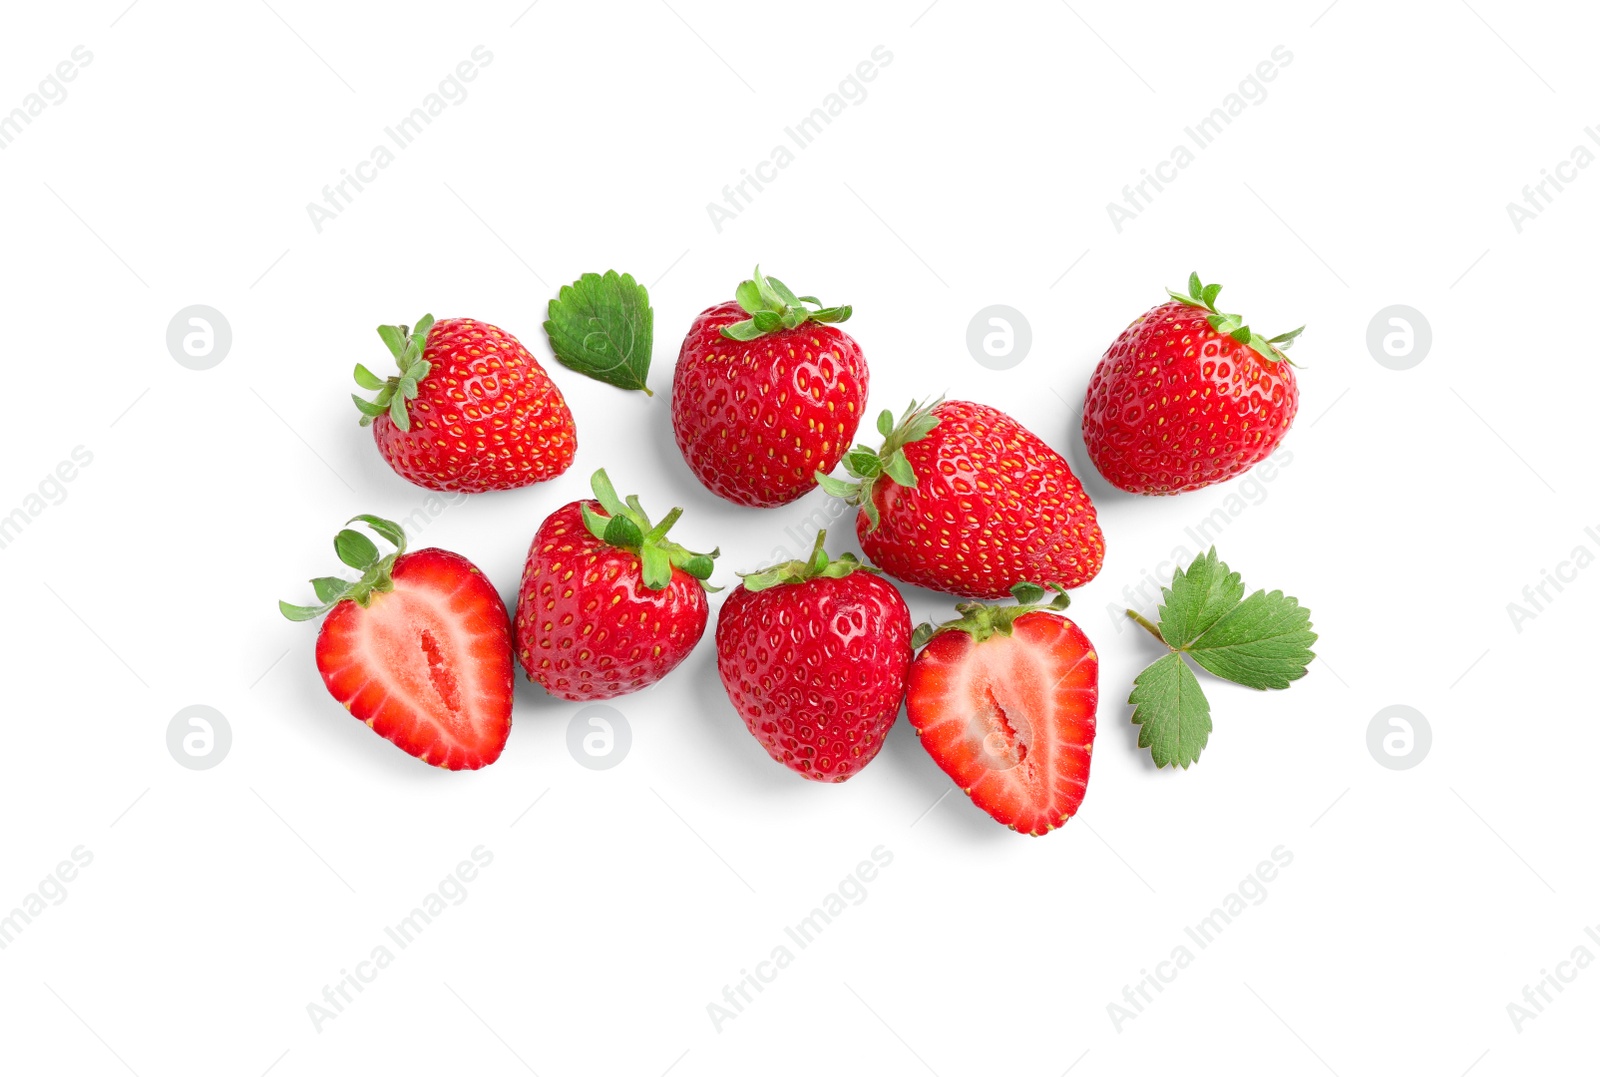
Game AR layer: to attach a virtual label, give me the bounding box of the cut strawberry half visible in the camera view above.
[281,515,512,770]
[906,585,1098,835]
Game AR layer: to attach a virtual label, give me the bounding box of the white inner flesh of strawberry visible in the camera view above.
[356,587,484,746]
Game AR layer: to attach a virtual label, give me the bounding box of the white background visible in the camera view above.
[1,1,1594,1074]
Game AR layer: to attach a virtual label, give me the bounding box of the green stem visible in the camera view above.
[1125,609,1166,645]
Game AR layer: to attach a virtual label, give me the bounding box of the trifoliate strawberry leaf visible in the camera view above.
[1129,652,1212,769]
[544,270,654,395]
[1156,547,1244,648]
[1186,590,1317,690]
[1124,547,1316,768]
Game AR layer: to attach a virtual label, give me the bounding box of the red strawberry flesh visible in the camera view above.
[907,611,1097,834]
[317,549,512,769]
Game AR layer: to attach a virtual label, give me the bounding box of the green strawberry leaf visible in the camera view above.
[544,270,654,395]
[1156,548,1245,649]
[1187,590,1317,690]
[1129,652,1212,769]
[1124,547,1315,767]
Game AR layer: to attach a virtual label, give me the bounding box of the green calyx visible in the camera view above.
[279,514,408,622]
[353,314,436,432]
[911,582,1071,651]
[580,469,719,591]
[814,397,941,531]
[719,265,852,342]
[736,529,877,593]
[1168,272,1304,367]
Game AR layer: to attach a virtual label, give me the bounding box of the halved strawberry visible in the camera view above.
[281,515,513,770]
[905,585,1098,834]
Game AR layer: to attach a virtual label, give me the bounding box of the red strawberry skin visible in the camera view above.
[716,572,911,781]
[514,501,709,700]
[371,318,576,493]
[315,548,513,770]
[1082,300,1299,494]
[671,301,868,508]
[859,401,1104,598]
[907,612,1097,834]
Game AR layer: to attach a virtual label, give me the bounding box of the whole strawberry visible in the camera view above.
[818,399,1105,599]
[354,315,577,493]
[280,515,513,770]
[1082,273,1302,495]
[671,267,866,507]
[515,469,717,700]
[715,533,911,782]
[907,584,1098,835]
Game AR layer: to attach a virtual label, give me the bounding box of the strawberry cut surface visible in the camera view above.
[907,612,1097,834]
[316,548,513,769]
